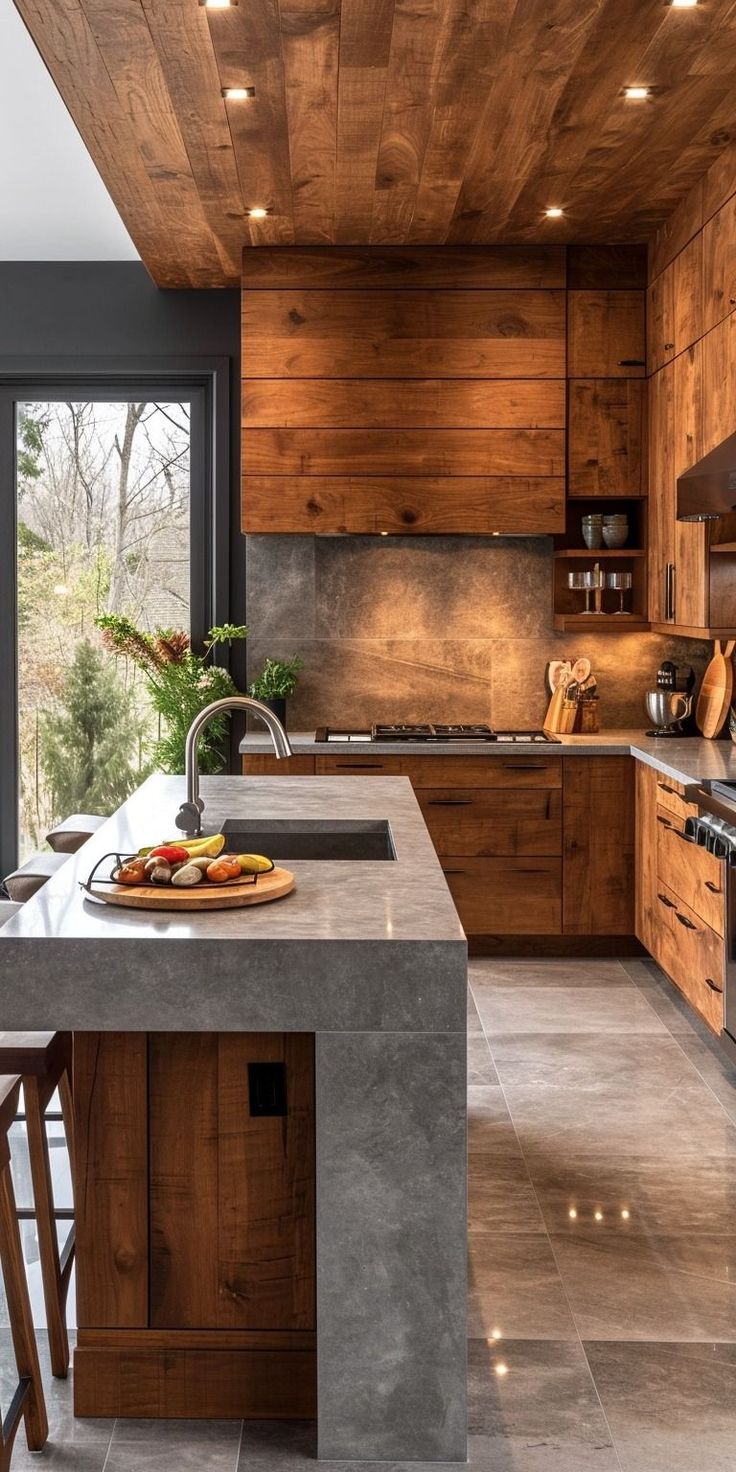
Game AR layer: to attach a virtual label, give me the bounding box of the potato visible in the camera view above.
[171,864,203,888]
[206,857,241,884]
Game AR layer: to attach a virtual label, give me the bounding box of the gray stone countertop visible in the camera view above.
[0,775,466,1034]
[241,729,736,788]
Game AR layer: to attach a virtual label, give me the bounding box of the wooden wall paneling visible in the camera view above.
[563,756,635,935]
[673,233,703,355]
[244,427,565,477]
[217,1033,315,1331]
[566,245,648,292]
[241,476,566,535]
[649,177,704,282]
[568,379,645,496]
[241,288,567,378]
[242,378,566,429]
[703,196,736,336]
[74,1033,148,1328]
[567,291,646,378]
[241,245,567,289]
[149,1034,220,1329]
[647,265,675,373]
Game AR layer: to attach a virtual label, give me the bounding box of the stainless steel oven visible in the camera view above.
[684,781,736,1062]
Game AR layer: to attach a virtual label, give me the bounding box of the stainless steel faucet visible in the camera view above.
[174,696,293,837]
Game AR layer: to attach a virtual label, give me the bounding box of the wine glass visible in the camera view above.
[606,570,633,614]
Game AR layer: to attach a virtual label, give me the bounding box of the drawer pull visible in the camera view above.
[334,762,385,769]
[705,880,722,894]
[442,868,467,876]
[657,892,677,909]
[657,782,679,797]
[675,911,697,931]
[674,829,695,844]
[502,762,551,771]
[618,358,646,367]
[705,977,724,994]
[656,814,673,827]
[427,799,473,807]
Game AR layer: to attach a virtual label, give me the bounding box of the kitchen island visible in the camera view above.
[0,775,467,1464]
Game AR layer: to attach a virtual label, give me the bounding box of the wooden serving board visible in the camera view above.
[696,640,735,738]
[86,866,295,911]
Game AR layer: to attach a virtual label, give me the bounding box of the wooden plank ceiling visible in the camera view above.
[13,0,736,286]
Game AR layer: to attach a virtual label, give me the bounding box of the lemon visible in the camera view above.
[237,853,274,875]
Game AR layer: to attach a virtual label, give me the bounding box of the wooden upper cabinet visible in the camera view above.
[647,267,675,373]
[568,379,645,496]
[703,195,736,335]
[673,235,703,355]
[567,291,646,377]
[647,363,675,624]
[702,310,736,457]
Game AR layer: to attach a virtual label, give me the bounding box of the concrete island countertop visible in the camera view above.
[0,773,466,1035]
[241,728,736,789]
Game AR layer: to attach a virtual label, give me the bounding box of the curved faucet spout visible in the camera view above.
[174,696,293,837]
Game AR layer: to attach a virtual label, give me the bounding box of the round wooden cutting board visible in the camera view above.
[85,865,295,911]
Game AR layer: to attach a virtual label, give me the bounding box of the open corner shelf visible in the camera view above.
[553,612,650,633]
[553,547,645,559]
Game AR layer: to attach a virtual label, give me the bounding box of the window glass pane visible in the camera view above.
[16,401,191,861]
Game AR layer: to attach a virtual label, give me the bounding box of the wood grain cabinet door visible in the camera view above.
[149,1033,315,1332]
[673,234,703,355]
[648,364,676,623]
[563,757,634,935]
[568,379,645,496]
[418,788,561,857]
[703,196,736,335]
[568,291,646,377]
[647,267,675,373]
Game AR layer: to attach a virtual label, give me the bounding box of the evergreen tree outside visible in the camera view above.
[40,640,144,822]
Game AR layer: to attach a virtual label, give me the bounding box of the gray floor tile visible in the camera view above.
[469,958,632,990]
[467,987,484,1034]
[553,1229,736,1341]
[475,986,665,1037]
[10,1445,110,1470]
[527,1152,736,1236]
[468,1339,619,1468]
[467,1085,519,1155]
[468,1233,577,1340]
[237,1420,316,1467]
[468,1035,500,1086]
[585,1341,736,1472]
[672,1031,736,1125]
[469,1152,546,1235]
[107,1419,241,1470]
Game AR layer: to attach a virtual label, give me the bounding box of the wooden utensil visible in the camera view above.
[571,657,591,685]
[544,665,574,734]
[696,641,736,739]
[84,865,296,911]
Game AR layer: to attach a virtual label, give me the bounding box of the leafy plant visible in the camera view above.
[96,614,248,774]
[40,639,144,820]
[249,655,303,702]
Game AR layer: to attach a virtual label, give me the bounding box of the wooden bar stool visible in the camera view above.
[0,1074,48,1468]
[0,1035,75,1380]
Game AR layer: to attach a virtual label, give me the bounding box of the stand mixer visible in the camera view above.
[645,660,696,736]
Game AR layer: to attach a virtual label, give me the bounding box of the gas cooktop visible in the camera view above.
[314,724,558,744]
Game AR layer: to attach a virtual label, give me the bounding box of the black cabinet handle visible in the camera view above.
[656,814,673,827]
[657,782,679,797]
[442,868,467,876]
[674,829,695,844]
[427,798,473,807]
[705,880,722,894]
[706,977,724,994]
[333,762,385,769]
[502,762,551,770]
[675,911,697,930]
[657,892,677,908]
[617,358,646,366]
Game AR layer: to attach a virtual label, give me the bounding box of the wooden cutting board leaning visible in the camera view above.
[696,640,736,739]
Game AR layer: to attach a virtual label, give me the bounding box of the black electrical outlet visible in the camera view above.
[248,1061,287,1117]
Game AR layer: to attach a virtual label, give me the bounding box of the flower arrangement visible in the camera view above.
[96,614,248,774]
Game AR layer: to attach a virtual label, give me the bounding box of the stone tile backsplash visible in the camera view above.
[245,535,710,729]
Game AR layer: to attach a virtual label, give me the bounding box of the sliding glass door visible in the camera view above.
[0,376,226,877]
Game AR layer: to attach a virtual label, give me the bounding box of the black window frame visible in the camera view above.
[0,356,232,877]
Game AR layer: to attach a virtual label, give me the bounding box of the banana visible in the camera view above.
[138,834,226,859]
[237,853,275,875]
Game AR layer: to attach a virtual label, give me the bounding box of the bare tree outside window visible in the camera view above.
[16,400,191,858]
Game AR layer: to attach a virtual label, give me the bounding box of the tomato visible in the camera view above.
[149,845,189,864]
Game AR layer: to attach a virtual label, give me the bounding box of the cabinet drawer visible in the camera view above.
[656,807,725,935]
[316,755,563,789]
[418,788,561,857]
[653,882,724,1034]
[653,773,698,824]
[243,755,316,775]
[440,857,561,935]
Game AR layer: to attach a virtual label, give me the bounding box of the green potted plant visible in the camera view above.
[96,615,248,774]
[249,655,303,729]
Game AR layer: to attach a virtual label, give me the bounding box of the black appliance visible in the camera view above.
[314,724,558,744]
[657,661,696,695]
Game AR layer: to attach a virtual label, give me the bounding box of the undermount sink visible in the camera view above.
[222,818,396,861]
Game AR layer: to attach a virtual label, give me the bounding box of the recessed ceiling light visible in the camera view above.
[625,86,650,99]
[545,206,564,218]
[200,0,236,8]
[248,207,271,219]
[222,86,255,100]
[671,0,698,7]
